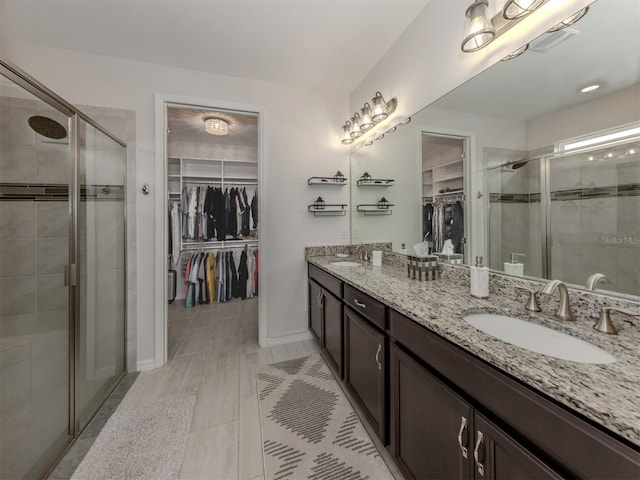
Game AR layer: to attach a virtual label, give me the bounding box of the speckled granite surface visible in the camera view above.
[306,254,640,448]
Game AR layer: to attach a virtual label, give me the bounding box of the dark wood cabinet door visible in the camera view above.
[308,280,323,343]
[473,413,563,480]
[344,308,386,442]
[322,289,343,377]
[390,344,473,480]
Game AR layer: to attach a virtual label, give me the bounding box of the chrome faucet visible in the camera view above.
[586,273,611,291]
[541,279,575,321]
[355,244,368,261]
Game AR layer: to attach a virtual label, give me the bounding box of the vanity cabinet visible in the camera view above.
[308,280,323,340]
[389,308,640,479]
[308,264,343,377]
[344,306,387,443]
[390,343,562,480]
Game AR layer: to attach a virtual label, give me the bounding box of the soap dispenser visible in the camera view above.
[470,256,489,299]
[504,253,525,277]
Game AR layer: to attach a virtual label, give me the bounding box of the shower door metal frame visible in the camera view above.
[0,59,128,478]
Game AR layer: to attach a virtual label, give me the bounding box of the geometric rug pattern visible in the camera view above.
[258,354,394,480]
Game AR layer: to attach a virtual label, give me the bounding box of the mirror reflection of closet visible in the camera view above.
[422,133,467,264]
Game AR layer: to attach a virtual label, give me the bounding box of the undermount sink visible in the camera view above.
[328,261,361,267]
[463,313,616,365]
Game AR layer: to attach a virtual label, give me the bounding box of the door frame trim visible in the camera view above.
[153,93,266,369]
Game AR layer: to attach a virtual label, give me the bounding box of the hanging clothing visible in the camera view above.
[451,201,464,254]
[170,202,181,265]
[251,190,258,230]
[253,249,259,296]
[423,203,433,243]
[246,249,255,299]
[187,186,198,239]
[241,188,251,236]
[205,252,217,304]
[181,185,189,238]
[227,188,238,239]
[204,186,215,240]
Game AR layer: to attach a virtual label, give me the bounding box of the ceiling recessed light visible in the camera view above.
[580,84,600,93]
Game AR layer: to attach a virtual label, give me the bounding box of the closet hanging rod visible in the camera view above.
[181,239,258,250]
[182,180,258,186]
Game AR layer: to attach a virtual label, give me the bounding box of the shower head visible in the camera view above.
[28,116,67,140]
[510,159,529,170]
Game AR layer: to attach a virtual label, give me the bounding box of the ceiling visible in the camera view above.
[167,106,258,145]
[433,0,640,122]
[0,0,430,94]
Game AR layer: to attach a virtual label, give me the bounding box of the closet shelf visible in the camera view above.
[356,203,394,215]
[308,204,347,216]
[169,156,257,166]
[307,177,348,186]
[357,179,394,187]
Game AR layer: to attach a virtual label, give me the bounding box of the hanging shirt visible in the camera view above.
[187,186,198,239]
[246,249,255,299]
[205,252,217,304]
[181,185,189,238]
[253,249,259,296]
[251,190,258,230]
[170,202,181,265]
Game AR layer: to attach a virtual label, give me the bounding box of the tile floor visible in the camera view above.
[51,297,402,479]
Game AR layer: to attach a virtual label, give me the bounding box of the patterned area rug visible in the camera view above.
[258,354,394,480]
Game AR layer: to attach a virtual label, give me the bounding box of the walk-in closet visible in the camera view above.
[165,105,260,360]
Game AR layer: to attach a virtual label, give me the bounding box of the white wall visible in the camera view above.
[527,83,640,150]
[2,40,350,367]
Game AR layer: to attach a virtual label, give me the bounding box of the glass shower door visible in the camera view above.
[546,140,640,296]
[75,118,126,429]
[0,72,72,479]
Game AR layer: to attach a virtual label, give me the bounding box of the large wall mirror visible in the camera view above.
[350,0,639,299]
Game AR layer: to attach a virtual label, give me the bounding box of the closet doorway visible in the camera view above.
[421,132,469,264]
[159,101,262,366]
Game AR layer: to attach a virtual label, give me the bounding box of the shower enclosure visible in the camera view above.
[0,62,126,479]
[487,135,640,297]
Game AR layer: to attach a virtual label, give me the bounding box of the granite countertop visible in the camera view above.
[307,254,640,448]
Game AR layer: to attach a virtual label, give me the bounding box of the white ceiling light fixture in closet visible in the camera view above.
[204,117,229,136]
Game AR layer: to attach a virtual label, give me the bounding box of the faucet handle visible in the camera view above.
[593,307,640,335]
[515,286,541,312]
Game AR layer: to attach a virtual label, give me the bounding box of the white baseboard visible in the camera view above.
[136,358,157,372]
[266,330,314,347]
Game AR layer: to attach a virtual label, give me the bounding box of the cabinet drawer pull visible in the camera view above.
[375,344,382,370]
[457,416,468,459]
[473,430,485,477]
[354,298,366,309]
[317,292,323,308]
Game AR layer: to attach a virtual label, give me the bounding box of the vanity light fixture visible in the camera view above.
[580,84,600,93]
[371,92,396,122]
[386,126,397,134]
[364,140,374,146]
[399,117,411,125]
[461,0,496,53]
[204,117,229,136]
[350,113,364,139]
[375,133,385,141]
[340,91,397,145]
[360,103,375,131]
[547,7,589,32]
[341,121,354,145]
[502,43,528,61]
[628,148,637,155]
[462,1,589,54]
[502,0,544,20]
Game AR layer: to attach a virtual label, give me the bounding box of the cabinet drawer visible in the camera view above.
[389,309,640,479]
[308,263,342,298]
[344,284,385,330]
